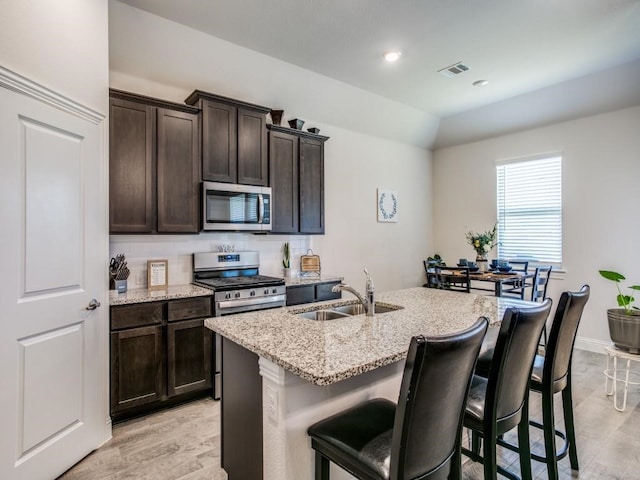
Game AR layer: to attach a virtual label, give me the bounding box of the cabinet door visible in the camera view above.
[269,130,299,233]
[157,108,200,233]
[167,318,212,397]
[237,108,268,186]
[316,281,342,302]
[299,138,325,233]
[109,98,154,233]
[202,100,237,183]
[110,325,164,414]
[286,285,316,306]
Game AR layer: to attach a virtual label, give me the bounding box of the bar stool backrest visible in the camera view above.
[488,300,552,424]
[545,285,590,389]
[390,317,488,480]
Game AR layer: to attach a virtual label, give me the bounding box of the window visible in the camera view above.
[496,155,562,267]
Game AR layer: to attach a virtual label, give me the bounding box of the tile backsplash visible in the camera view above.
[109,233,313,289]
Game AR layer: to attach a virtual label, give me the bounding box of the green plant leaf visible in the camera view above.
[617,294,633,307]
[630,285,640,291]
[599,270,625,282]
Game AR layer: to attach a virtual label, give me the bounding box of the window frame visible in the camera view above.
[495,153,563,270]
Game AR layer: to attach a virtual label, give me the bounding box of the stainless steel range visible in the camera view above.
[193,251,286,399]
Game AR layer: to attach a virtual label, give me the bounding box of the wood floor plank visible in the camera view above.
[58,350,639,480]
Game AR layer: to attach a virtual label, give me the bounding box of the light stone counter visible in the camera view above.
[205,287,531,386]
[109,284,212,306]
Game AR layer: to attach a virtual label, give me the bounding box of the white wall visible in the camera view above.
[108,2,433,292]
[0,0,109,113]
[433,105,640,349]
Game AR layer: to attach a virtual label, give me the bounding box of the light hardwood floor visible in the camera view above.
[59,350,640,480]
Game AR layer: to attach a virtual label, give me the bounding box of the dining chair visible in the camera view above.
[434,266,470,293]
[307,317,488,480]
[531,265,553,347]
[500,260,530,299]
[423,260,439,288]
[474,286,590,480]
[462,299,553,480]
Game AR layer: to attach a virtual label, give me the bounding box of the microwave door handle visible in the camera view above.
[258,194,264,224]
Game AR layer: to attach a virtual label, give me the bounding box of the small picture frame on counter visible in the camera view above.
[147,259,168,290]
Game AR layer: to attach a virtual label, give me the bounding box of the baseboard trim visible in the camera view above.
[575,335,610,354]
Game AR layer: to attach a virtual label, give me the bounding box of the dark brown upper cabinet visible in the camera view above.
[268,125,329,234]
[109,89,200,234]
[185,90,270,186]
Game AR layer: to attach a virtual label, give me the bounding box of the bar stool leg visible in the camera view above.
[562,376,579,470]
[542,387,559,480]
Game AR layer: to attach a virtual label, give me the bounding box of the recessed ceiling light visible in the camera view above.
[473,80,489,87]
[383,51,402,63]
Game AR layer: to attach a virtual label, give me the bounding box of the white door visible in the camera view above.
[0,75,108,479]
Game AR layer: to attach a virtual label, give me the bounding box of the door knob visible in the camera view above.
[86,299,101,310]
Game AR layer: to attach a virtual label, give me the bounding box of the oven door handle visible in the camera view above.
[217,294,286,310]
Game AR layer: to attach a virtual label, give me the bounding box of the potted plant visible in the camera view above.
[282,242,291,277]
[599,270,640,353]
[465,224,497,272]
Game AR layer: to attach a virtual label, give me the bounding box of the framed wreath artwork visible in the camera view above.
[377,189,398,223]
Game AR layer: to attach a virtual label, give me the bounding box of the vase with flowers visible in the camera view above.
[465,224,498,272]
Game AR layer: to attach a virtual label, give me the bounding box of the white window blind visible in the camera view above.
[496,155,562,267]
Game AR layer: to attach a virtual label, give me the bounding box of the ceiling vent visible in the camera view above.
[438,62,471,77]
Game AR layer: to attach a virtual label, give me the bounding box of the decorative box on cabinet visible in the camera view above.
[185,90,270,186]
[109,89,200,234]
[268,125,329,234]
[110,296,213,422]
[286,280,342,306]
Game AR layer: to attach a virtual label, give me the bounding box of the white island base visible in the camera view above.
[258,356,404,480]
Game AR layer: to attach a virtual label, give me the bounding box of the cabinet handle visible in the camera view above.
[86,299,101,310]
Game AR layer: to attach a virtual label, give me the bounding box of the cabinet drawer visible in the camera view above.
[168,297,212,322]
[316,282,341,302]
[111,302,164,331]
[286,285,315,306]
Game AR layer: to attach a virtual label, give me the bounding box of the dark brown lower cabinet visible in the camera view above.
[167,318,212,397]
[110,325,164,413]
[110,296,213,422]
[286,280,342,306]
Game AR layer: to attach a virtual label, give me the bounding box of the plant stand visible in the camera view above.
[604,345,640,412]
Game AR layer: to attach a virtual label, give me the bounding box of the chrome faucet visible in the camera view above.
[332,269,376,316]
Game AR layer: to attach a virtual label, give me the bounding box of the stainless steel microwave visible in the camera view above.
[202,181,272,231]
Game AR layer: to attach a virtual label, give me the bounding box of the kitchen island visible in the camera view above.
[205,287,532,480]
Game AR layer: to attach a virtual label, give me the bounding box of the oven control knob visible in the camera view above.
[250,290,256,297]
[225,293,231,299]
[272,288,278,294]
[234,292,240,298]
[264,289,269,295]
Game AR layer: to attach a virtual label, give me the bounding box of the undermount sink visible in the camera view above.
[295,302,403,320]
[297,310,351,321]
[330,303,402,316]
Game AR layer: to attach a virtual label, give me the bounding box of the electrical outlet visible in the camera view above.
[266,385,278,424]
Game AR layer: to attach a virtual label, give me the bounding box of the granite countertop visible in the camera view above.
[205,287,532,386]
[110,284,213,306]
[284,274,343,287]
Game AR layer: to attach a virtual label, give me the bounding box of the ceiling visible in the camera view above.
[117,0,640,147]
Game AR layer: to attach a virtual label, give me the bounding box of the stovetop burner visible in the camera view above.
[196,274,284,291]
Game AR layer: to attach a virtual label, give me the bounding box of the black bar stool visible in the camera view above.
[307,317,488,480]
[474,285,590,480]
[462,299,553,480]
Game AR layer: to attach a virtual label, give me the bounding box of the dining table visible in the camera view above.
[427,268,534,297]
